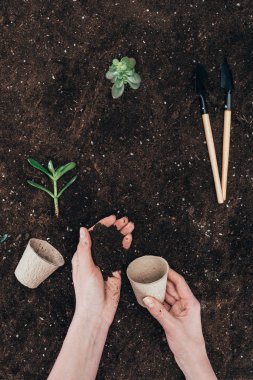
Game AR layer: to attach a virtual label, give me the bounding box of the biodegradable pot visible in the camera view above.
[15,238,64,288]
[127,255,169,307]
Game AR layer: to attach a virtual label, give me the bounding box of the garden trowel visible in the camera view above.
[221,58,233,200]
[194,64,224,204]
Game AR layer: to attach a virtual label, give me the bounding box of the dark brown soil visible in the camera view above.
[0,0,253,379]
[91,224,131,279]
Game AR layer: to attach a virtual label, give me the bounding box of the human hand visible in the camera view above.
[143,269,217,380]
[72,215,134,327]
[49,215,134,380]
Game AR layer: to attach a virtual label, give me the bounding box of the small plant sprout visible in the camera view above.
[106,57,141,99]
[0,234,9,243]
[27,159,77,217]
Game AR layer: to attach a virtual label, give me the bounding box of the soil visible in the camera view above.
[91,224,132,280]
[0,0,253,379]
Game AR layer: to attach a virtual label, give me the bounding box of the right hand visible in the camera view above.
[143,269,217,380]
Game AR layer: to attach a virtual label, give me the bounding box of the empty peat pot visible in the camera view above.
[127,255,169,307]
[15,238,64,289]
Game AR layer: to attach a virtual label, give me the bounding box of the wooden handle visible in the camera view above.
[202,114,224,204]
[221,110,231,201]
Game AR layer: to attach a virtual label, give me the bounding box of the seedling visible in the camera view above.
[106,57,141,99]
[0,234,9,243]
[27,159,77,217]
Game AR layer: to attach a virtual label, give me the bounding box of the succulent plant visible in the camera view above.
[106,57,141,99]
[27,159,77,217]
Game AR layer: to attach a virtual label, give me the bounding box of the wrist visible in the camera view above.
[175,345,217,380]
[49,310,110,380]
[73,310,111,334]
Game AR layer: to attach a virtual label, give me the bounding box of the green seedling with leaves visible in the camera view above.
[27,159,77,217]
[106,57,141,99]
[0,234,9,243]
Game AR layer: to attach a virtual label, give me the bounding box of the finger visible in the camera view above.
[166,281,180,300]
[75,227,95,267]
[89,215,116,231]
[122,233,132,250]
[143,296,173,330]
[170,300,187,317]
[105,271,122,308]
[114,216,128,231]
[110,270,121,279]
[165,292,177,306]
[163,302,171,312]
[168,269,194,300]
[120,222,135,236]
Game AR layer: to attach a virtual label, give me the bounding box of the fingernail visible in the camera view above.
[80,227,86,239]
[143,297,154,308]
[112,271,121,278]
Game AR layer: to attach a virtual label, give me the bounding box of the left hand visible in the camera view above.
[72,215,134,326]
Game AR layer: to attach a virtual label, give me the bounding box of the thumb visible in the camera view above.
[75,227,94,267]
[143,296,172,330]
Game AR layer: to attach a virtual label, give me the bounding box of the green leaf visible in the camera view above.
[0,234,9,243]
[57,176,77,198]
[28,158,52,178]
[126,69,134,76]
[128,81,140,90]
[128,72,141,84]
[27,180,54,198]
[121,57,130,64]
[128,58,136,69]
[55,162,76,180]
[48,160,55,174]
[122,57,136,69]
[112,83,124,99]
[112,58,119,65]
[106,70,117,80]
[115,78,124,88]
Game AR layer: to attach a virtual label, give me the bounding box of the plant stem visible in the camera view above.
[53,178,59,217]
